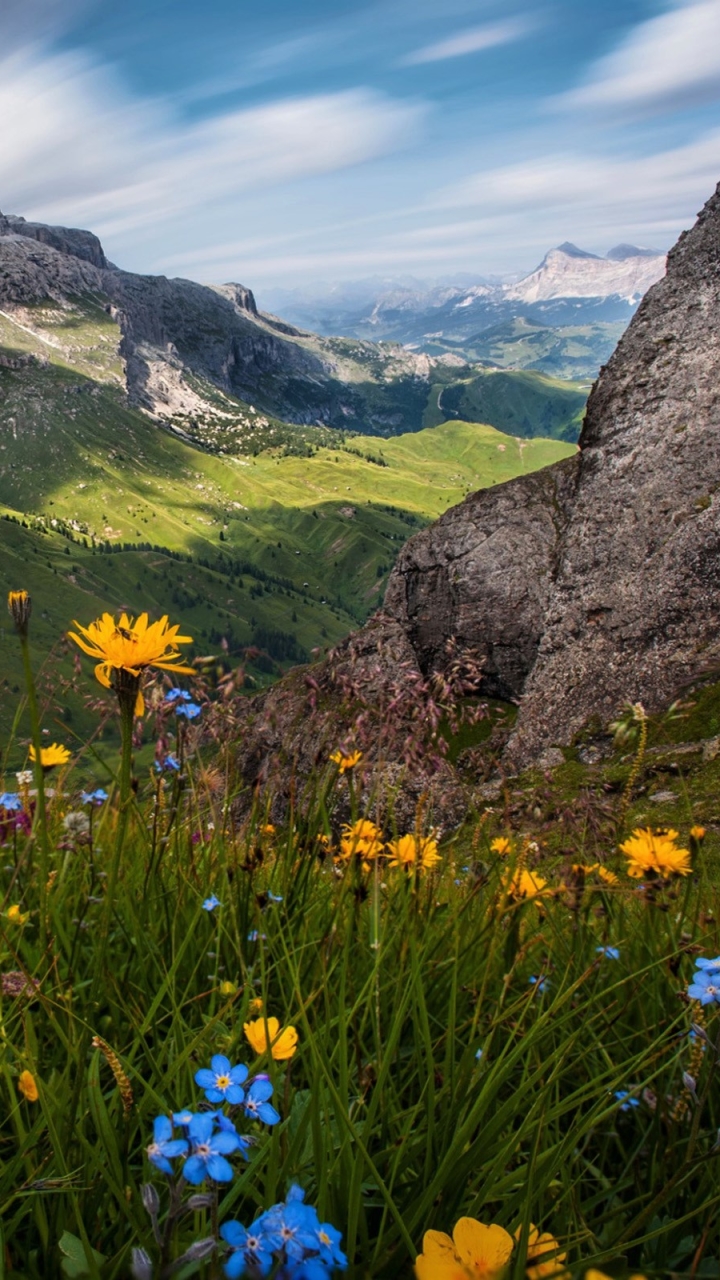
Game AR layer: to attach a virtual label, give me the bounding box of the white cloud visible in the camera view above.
[400,18,531,66]
[439,129,720,221]
[559,0,720,111]
[0,45,423,236]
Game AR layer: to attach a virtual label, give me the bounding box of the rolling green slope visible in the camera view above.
[427,369,588,441]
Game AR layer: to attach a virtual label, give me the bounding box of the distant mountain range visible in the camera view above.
[262,243,666,380]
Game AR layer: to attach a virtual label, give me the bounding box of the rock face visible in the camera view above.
[383,456,578,699]
[507,180,720,765]
[0,212,108,269]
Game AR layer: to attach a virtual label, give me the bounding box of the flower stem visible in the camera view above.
[95,686,135,984]
[19,632,50,940]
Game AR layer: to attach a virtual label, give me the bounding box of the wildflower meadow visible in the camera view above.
[1,591,720,1279]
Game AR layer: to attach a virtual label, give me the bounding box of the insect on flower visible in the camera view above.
[68,612,193,716]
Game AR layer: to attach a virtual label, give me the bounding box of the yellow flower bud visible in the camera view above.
[7,590,31,637]
[18,1070,38,1102]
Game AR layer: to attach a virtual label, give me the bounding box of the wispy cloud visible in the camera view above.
[0,46,423,237]
[400,17,531,66]
[557,0,720,112]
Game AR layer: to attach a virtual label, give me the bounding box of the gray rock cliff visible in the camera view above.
[507,180,720,764]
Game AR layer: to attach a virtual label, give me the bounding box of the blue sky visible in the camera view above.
[1,0,720,294]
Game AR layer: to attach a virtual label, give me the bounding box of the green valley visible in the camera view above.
[0,327,574,738]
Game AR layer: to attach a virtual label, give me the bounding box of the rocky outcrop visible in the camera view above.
[0,212,107,268]
[506,180,720,765]
[383,456,578,699]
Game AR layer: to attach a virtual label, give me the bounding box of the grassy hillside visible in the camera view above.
[0,314,574,738]
[426,368,588,441]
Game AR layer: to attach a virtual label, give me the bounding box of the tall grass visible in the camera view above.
[0,620,719,1278]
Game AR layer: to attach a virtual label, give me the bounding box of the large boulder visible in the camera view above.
[383,456,578,699]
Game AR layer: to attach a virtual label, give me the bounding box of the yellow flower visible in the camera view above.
[387,833,441,872]
[18,1069,38,1102]
[490,837,512,856]
[249,996,264,1012]
[7,904,29,925]
[68,611,193,716]
[218,981,237,997]
[597,867,619,886]
[585,1274,646,1280]
[503,869,548,901]
[244,1016,298,1060]
[619,827,691,879]
[330,749,363,772]
[690,825,706,841]
[261,823,276,836]
[415,1217,514,1280]
[338,819,384,867]
[29,742,71,769]
[516,1225,569,1280]
[7,590,31,636]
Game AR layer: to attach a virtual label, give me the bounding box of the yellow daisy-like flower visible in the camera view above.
[29,742,71,769]
[7,904,29,925]
[690,825,706,841]
[338,819,384,868]
[516,1225,569,1280]
[387,833,441,872]
[490,837,512,857]
[503,869,548,901]
[619,827,691,879]
[17,1069,38,1102]
[244,1016,298,1061]
[261,823,276,835]
[330,749,363,773]
[68,612,193,716]
[415,1217,514,1280]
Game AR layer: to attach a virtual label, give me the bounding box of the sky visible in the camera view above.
[1,0,720,296]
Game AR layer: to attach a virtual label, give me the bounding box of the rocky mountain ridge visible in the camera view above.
[231,181,720,804]
[0,210,460,439]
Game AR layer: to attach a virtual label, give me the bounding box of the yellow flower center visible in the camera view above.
[215,1074,231,1090]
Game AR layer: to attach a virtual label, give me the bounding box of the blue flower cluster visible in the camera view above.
[146,1055,280,1185]
[165,688,202,719]
[220,1185,347,1279]
[614,1089,640,1112]
[155,754,180,773]
[687,955,720,1005]
[0,792,22,811]
[81,788,109,806]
